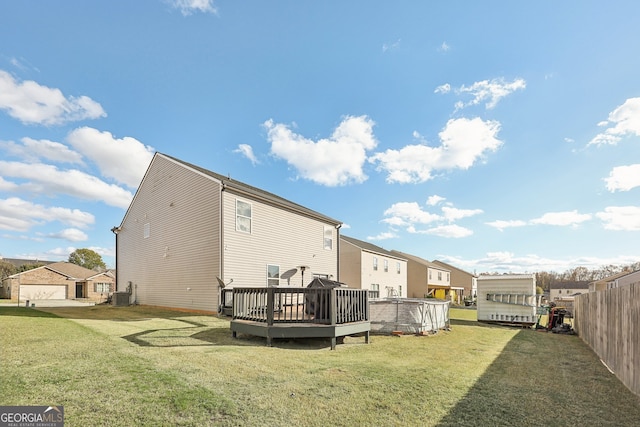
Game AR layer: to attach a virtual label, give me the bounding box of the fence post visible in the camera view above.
[330,288,337,326]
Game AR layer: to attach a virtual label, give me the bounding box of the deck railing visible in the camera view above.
[232,287,369,325]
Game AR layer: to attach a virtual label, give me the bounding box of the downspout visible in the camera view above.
[220,182,226,312]
[335,224,342,282]
[110,226,121,292]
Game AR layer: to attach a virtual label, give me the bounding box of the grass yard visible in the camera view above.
[1,305,639,426]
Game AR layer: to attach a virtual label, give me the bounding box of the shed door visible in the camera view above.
[19,285,67,300]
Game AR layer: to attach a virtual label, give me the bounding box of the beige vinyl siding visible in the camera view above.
[118,155,221,312]
[339,240,363,288]
[360,251,407,298]
[222,190,338,288]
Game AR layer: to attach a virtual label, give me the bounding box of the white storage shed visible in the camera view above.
[477,274,539,325]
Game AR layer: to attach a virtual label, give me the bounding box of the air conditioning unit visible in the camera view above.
[112,292,131,307]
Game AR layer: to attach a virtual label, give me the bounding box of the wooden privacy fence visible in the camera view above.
[574,283,640,396]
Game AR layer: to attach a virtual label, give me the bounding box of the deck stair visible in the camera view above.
[486,293,537,307]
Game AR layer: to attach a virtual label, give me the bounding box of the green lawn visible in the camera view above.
[1,305,638,426]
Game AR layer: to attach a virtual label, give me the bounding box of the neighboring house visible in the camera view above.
[606,269,640,290]
[391,251,451,299]
[339,235,407,299]
[477,274,538,325]
[113,152,342,313]
[0,257,56,269]
[0,262,114,303]
[549,281,590,302]
[432,260,477,302]
[550,281,590,313]
[588,271,631,292]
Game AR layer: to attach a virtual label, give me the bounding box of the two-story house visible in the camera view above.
[113,153,342,313]
[391,250,451,299]
[432,259,477,303]
[339,235,407,299]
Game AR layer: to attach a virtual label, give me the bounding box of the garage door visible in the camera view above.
[19,285,67,300]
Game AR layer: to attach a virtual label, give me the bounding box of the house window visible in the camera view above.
[447,273,450,281]
[373,257,378,271]
[144,223,150,239]
[236,200,252,233]
[399,285,402,297]
[94,283,112,293]
[429,270,432,280]
[384,260,388,272]
[369,284,379,299]
[438,272,442,281]
[267,264,280,287]
[323,226,333,250]
[396,262,401,274]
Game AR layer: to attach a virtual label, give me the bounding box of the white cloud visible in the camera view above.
[589,98,640,146]
[437,78,526,111]
[604,164,640,192]
[0,70,106,125]
[0,137,84,164]
[66,127,155,188]
[234,144,259,165]
[0,161,134,208]
[0,197,94,232]
[434,83,450,94]
[426,195,446,206]
[370,117,502,184]
[423,224,473,238]
[439,42,450,52]
[170,0,217,15]
[264,116,377,186]
[439,252,640,274]
[596,206,640,231]
[367,231,398,241]
[530,210,592,227]
[382,202,441,227]
[48,228,88,242]
[441,206,483,222]
[382,39,401,52]
[0,177,18,191]
[485,219,527,231]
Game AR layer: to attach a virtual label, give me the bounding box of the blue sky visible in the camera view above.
[1,1,640,273]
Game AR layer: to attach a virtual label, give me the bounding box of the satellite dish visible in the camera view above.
[216,277,233,288]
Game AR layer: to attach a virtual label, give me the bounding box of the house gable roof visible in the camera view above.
[391,250,449,271]
[432,260,476,278]
[341,235,406,261]
[7,262,101,280]
[121,152,341,227]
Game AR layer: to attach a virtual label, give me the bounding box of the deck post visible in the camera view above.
[330,288,337,326]
[267,287,275,326]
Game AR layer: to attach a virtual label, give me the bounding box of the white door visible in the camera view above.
[19,285,67,300]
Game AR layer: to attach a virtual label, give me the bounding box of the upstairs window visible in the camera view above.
[384,259,389,272]
[396,262,401,274]
[323,226,333,250]
[373,257,378,271]
[438,272,442,281]
[236,200,252,233]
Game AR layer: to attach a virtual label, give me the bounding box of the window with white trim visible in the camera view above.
[438,272,442,281]
[396,262,401,274]
[236,199,252,233]
[369,283,379,298]
[94,282,112,293]
[373,257,378,271]
[323,226,333,250]
[267,264,280,287]
[384,259,388,272]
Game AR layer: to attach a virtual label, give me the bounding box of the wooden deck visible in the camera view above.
[230,287,370,350]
